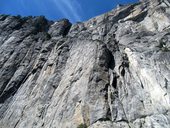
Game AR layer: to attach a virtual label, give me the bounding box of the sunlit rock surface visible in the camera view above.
[0,0,170,128]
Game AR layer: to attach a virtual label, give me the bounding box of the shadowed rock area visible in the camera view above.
[0,0,170,128]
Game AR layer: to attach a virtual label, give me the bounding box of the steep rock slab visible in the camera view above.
[0,0,170,128]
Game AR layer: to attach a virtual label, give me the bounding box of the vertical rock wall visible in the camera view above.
[0,0,170,128]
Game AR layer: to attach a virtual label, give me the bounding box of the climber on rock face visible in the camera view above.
[118,53,129,77]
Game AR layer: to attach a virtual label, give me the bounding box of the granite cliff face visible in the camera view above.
[0,0,170,128]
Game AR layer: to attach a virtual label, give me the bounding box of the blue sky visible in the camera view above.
[0,0,138,23]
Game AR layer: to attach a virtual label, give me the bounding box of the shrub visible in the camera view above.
[77,123,87,128]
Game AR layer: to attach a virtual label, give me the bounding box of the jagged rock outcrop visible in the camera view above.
[0,0,170,128]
